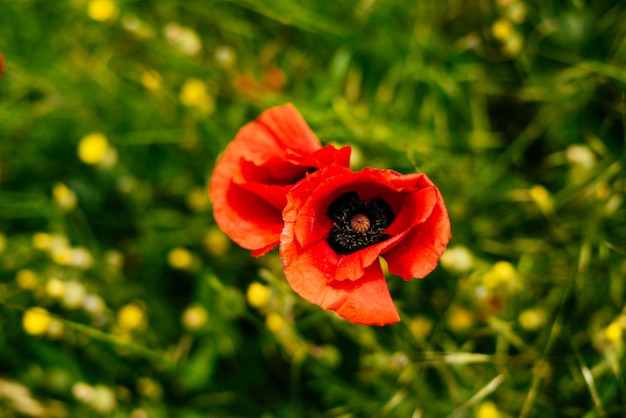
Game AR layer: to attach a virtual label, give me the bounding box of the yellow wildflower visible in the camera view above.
[163,23,202,56]
[52,246,72,265]
[181,304,209,331]
[529,185,554,214]
[440,246,474,273]
[87,0,119,22]
[180,78,215,114]
[140,69,162,91]
[204,227,230,256]
[186,187,210,212]
[104,249,124,270]
[247,282,271,308]
[117,303,146,330]
[84,294,107,315]
[214,45,236,68]
[492,19,513,41]
[137,378,162,400]
[502,32,523,56]
[605,322,623,343]
[32,232,52,251]
[46,278,66,299]
[519,308,547,331]
[506,2,527,24]
[72,382,94,403]
[167,247,194,270]
[476,401,501,418]
[47,318,64,339]
[409,316,433,340]
[23,307,53,336]
[78,132,110,165]
[266,313,287,333]
[16,269,38,289]
[447,306,475,332]
[0,232,6,253]
[91,385,117,414]
[52,182,77,211]
[62,281,87,309]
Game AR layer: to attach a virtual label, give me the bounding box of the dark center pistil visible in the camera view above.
[326,192,394,255]
[350,213,371,233]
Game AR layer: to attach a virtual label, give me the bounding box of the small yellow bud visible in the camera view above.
[506,2,527,24]
[484,261,517,288]
[502,32,523,56]
[46,278,66,299]
[78,132,110,165]
[180,78,215,114]
[32,232,52,251]
[167,247,194,270]
[84,294,107,315]
[186,188,210,212]
[16,269,39,289]
[87,0,119,22]
[529,185,554,214]
[73,247,94,269]
[440,246,474,273]
[23,307,53,336]
[140,69,162,91]
[519,308,547,331]
[476,401,501,418]
[447,306,475,332]
[52,246,72,266]
[214,45,236,68]
[0,233,6,253]
[104,250,124,270]
[62,281,87,309]
[164,23,202,56]
[52,182,77,211]
[181,304,209,331]
[409,316,433,340]
[91,385,117,414]
[492,19,513,41]
[47,318,64,339]
[118,303,146,330]
[73,382,94,403]
[204,227,230,256]
[246,282,271,308]
[137,377,163,400]
[266,313,286,333]
[605,322,623,342]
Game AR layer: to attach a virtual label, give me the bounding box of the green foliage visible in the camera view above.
[1,0,625,416]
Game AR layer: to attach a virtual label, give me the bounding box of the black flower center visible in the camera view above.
[326,192,394,255]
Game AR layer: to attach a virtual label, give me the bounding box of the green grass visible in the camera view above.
[1,0,626,416]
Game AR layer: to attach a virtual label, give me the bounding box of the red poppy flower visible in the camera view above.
[280,165,451,326]
[210,104,351,256]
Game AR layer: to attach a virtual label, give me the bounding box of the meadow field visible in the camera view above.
[1,0,626,416]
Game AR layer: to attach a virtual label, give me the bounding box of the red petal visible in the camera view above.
[238,182,292,211]
[308,144,352,168]
[384,186,437,236]
[211,182,283,251]
[280,220,399,325]
[210,104,323,253]
[255,103,321,154]
[383,189,451,280]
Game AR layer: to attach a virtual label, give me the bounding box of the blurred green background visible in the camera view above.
[1,0,625,417]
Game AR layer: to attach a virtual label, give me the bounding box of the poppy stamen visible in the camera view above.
[326,192,394,255]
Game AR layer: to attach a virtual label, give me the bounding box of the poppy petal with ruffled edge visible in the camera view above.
[209,104,351,256]
[280,165,451,325]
